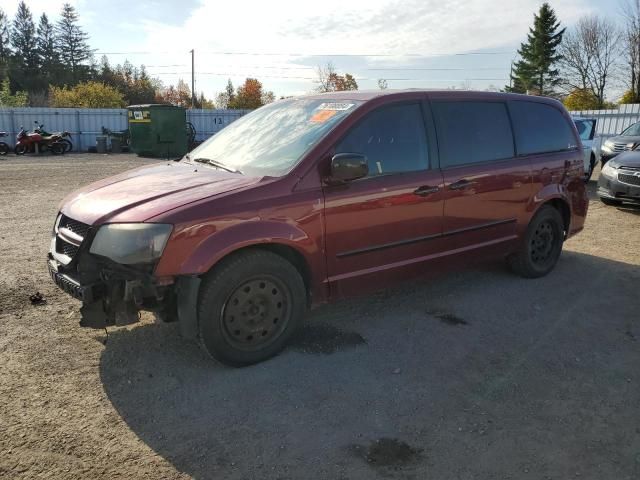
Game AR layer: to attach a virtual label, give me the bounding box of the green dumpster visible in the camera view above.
[127,104,188,158]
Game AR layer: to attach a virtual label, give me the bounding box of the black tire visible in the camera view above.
[600,197,622,206]
[50,142,65,155]
[584,154,595,183]
[198,250,306,367]
[0,142,8,156]
[14,144,27,155]
[60,139,73,152]
[508,205,564,278]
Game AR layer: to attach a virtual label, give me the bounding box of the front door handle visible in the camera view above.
[413,185,440,196]
[449,179,477,190]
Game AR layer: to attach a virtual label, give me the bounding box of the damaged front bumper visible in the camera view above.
[47,213,201,335]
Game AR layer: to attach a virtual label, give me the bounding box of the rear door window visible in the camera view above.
[335,103,429,176]
[431,101,515,168]
[509,101,578,155]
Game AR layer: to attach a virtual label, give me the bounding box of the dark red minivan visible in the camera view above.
[49,90,588,365]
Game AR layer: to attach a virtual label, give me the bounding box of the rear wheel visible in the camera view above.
[508,205,564,278]
[0,142,8,156]
[198,250,306,367]
[600,197,622,206]
[50,142,65,155]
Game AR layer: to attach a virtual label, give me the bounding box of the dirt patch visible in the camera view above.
[289,323,366,354]
[349,438,423,467]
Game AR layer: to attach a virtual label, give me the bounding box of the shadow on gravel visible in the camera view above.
[100,252,640,480]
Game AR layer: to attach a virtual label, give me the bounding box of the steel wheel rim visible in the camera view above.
[220,275,291,352]
[530,220,556,266]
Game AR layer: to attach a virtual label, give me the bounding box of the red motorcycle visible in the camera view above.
[14,126,65,155]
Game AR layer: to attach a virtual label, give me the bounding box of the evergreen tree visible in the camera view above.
[0,8,11,80]
[10,1,38,92]
[0,8,11,61]
[507,3,565,96]
[55,3,92,82]
[37,13,58,85]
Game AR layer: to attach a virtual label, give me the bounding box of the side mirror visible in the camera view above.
[330,153,368,182]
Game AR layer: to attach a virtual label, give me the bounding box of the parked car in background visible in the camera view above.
[598,147,640,206]
[48,90,588,366]
[573,117,598,182]
[601,121,640,165]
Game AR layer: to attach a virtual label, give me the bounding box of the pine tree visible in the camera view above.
[0,8,11,61]
[37,13,58,84]
[507,3,565,96]
[55,3,92,82]
[0,8,11,80]
[10,1,38,93]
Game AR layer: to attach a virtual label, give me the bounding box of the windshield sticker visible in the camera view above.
[317,102,355,111]
[310,110,338,123]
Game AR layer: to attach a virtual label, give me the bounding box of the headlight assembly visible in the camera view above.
[601,142,614,154]
[90,223,173,265]
[600,162,618,180]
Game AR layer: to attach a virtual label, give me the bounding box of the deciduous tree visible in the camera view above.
[560,16,619,108]
[316,62,358,92]
[49,81,125,108]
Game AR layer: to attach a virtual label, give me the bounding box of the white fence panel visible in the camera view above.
[0,107,249,151]
[570,104,640,138]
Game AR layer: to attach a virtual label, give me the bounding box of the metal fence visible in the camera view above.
[570,104,640,138]
[0,107,250,151]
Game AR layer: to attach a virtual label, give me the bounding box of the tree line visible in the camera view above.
[506,1,640,110]
[0,2,279,109]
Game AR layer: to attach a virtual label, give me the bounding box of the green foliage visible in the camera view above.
[507,3,565,96]
[619,90,639,104]
[49,81,125,108]
[0,77,27,106]
[563,89,600,111]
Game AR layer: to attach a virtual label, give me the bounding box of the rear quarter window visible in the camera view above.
[509,101,577,156]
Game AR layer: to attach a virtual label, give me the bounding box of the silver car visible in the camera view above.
[600,121,640,166]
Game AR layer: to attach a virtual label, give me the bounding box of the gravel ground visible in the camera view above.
[0,153,639,480]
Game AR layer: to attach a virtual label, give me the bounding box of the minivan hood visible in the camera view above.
[60,162,261,225]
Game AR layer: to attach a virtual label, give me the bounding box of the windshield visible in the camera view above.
[621,121,640,136]
[185,98,362,177]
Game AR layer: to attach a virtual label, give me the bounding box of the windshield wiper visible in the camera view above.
[192,157,242,174]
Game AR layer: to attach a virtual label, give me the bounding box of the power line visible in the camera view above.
[96,50,516,58]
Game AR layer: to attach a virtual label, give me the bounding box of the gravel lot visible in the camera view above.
[1,153,639,480]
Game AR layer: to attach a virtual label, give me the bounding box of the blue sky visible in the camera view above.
[0,0,625,99]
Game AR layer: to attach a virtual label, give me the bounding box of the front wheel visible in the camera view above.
[508,206,564,278]
[60,139,73,152]
[14,144,27,155]
[584,154,595,183]
[198,250,306,367]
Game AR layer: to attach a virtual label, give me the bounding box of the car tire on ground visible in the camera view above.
[508,205,564,279]
[600,197,623,207]
[198,249,306,367]
[584,154,595,183]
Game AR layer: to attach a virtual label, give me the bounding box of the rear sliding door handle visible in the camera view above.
[449,179,476,190]
[413,185,440,196]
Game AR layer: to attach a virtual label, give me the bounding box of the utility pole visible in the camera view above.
[190,49,195,108]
